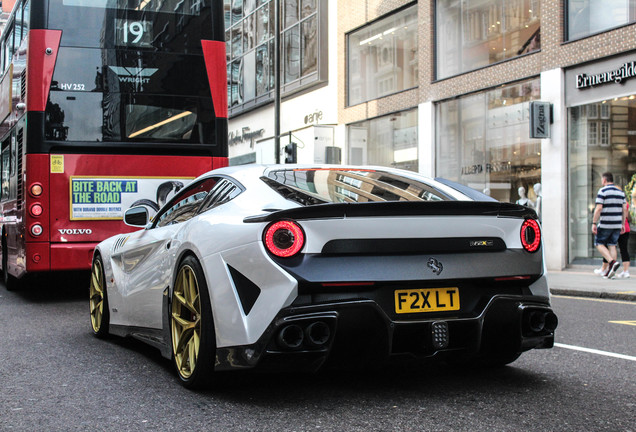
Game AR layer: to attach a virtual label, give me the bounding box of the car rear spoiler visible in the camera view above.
[244,201,538,223]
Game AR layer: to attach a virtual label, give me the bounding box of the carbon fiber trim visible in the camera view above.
[244,200,538,223]
[322,237,506,255]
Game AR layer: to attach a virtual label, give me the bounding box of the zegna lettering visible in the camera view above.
[59,229,93,235]
[576,61,636,89]
[536,103,547,135]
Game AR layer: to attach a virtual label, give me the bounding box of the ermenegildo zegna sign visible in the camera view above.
[566,52,636,107]
[576,61,636,89]
[530,101,551,139]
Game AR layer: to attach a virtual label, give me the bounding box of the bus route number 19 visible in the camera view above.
[116,20,152,47]
[123,21,144,43]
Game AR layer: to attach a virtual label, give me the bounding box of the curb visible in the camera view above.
[550,288,636,302]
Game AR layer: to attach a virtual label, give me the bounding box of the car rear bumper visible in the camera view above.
[214,294,557,372]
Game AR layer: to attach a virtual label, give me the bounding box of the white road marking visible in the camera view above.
[551,295,635,305]
[555,343,636,362]
[609,320,636,326]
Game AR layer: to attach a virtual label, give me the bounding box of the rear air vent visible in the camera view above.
[16,128,24,210]
[21,69,26,100]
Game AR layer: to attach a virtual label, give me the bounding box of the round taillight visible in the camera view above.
[30,204,43,217]
[521,219,541,253]
[31,224,43,236]
[264,221,305,258]
[30,184,43,197]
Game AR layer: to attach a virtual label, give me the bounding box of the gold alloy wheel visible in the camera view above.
[171,264,202,379]
[89,259,105,333]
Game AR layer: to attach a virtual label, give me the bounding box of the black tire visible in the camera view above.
[89,255,110,338]
[1,236,8,290]
[0,230,4,273]
[2,236,21,292]
[170,255,216,389]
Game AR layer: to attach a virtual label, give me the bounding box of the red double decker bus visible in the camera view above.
[0,0,228,289]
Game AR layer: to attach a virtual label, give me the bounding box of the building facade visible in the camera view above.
[227,0,636,270]
[224,0,344,167]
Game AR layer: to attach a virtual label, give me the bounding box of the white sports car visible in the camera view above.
[89,165,557,388]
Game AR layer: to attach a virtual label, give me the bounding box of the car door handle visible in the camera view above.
[166,241,171,250]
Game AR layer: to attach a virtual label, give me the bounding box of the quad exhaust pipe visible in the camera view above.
[277,324,304,349]
[277,321,332,350]
[305,321,331,346]
[525,309,558,334]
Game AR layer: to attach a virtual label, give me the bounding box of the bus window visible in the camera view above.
[49,0,213,51]
[10,133,16,177]
[1,140,10,201]
[14,8,22,49]
[10,132,17,200]
[5,26,15,67]
[1,26,12,73]
[22,1,30,41]
[46,93,103,141]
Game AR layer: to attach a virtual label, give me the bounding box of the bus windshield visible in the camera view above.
[61,0,204,15]
[45,0,217,144]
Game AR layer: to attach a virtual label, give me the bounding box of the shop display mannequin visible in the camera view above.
[534,183,542,220]
[516,186,534,208]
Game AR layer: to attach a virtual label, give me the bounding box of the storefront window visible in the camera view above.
[224,0,326,117]
[568,96,636,263]
[568,0,636,40]
[347,109,418,172]
[436,78,541,203]
[436,0,540,79]
[346,5,418,106]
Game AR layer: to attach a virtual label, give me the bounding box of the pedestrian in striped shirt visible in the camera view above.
[591,172,627,279]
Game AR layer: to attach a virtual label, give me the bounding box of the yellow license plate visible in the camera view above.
[394,287,460,314]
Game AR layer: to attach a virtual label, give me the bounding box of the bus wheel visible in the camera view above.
[89,256,110,338]
[170,255,216,389]
[2,240,19,291]
[4,272,23,291]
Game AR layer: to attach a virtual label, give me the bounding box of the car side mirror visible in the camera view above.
[124,207,149,227]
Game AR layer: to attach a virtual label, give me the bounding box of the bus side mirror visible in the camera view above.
[124,207,149,227]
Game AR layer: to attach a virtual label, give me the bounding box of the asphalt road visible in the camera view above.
[0,278,634,432]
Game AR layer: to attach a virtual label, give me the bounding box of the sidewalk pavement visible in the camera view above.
[548,266,636,302]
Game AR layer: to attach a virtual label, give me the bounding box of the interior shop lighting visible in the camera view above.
[359,27,398,45]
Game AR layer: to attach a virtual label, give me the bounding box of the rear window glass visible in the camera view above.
[264,168,452,205]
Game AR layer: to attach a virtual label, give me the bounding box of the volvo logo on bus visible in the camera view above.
[59,229,93,235]
[108,66,158,84]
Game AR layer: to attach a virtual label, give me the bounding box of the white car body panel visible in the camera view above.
[107,225,178,328]
[209,243,297,346]
[92,164,556,372]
